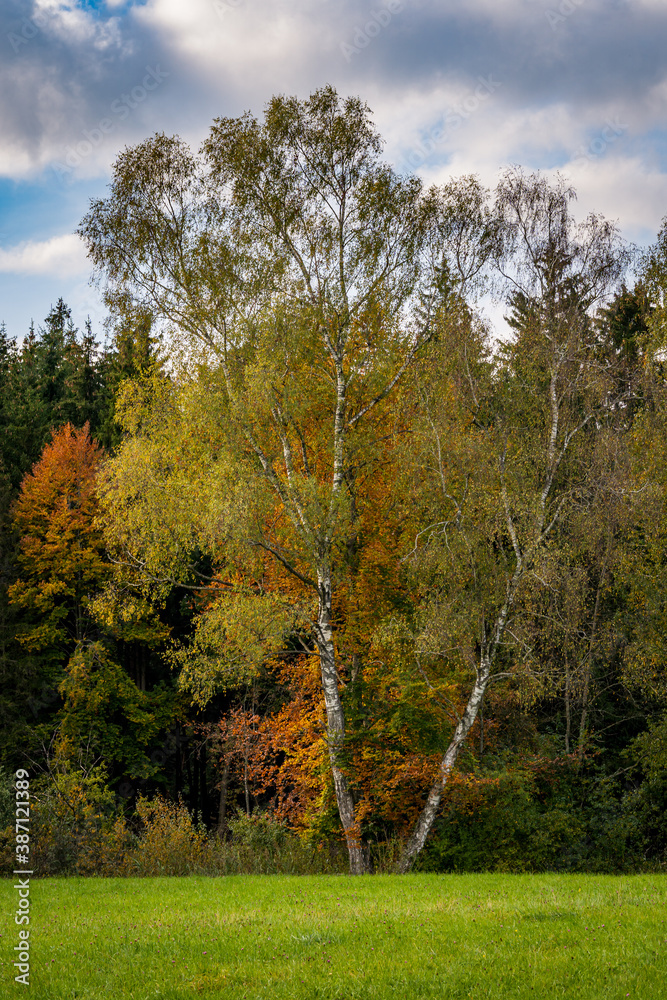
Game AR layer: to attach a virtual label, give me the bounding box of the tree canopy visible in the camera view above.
[1,86,667,877]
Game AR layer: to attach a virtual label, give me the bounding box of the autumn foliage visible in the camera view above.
[9,422,106,653]
[3,103,667,874]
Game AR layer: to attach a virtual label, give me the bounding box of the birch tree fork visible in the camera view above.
[397,170,631,872]
[78,86,459,874]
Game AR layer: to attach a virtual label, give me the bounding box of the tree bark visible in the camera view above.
[243,754,251,817]
[174,724,182,800]
[192,748,199,825]
[217,762,230,835]
[315,568,368,875]
[201,739,210,826]
[397,655,490,873]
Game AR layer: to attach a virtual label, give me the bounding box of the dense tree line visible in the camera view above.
[3,87,667,875]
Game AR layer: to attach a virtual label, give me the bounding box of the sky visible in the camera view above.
[1,0,666,339]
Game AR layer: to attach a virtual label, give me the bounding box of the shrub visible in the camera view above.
[227,810,288,852]
[30,758,132,876]
[202,811,347,875]
[0,748,133,877]
[619,774,667,868]
[415,757,667,875]
[127,796,206,876]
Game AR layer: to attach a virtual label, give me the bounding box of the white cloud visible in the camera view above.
[0,233,89,278]
[0,0,665,185]
[134,0,339,94]
[567,155,667,240]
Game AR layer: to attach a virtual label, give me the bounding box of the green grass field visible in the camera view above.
[1,874,666,998]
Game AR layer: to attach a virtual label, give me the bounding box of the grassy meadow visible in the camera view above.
[1,873,666,998]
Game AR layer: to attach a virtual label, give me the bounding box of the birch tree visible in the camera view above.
[78,87,476,873]
[396,170,631,871]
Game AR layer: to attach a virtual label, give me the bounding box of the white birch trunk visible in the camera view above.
[396,340,589,872]
[397,654,491,873]
[314,567,368,875]
[397,522,526,872]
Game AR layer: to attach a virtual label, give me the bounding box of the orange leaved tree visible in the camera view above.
[9,422,107,663]
[9,422,176,779]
